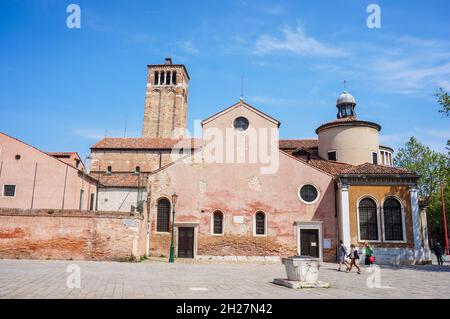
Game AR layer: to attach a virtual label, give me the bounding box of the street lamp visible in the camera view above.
[169,192,178,263]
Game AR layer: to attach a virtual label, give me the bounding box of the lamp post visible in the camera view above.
[169,192,178,263]
[440,176,449,255]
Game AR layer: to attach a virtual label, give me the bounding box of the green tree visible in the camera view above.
[394,137,448,200]
[395,137,450,238]
[435,88,450,117]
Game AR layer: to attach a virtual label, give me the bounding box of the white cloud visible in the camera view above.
[247,95,289,105]
[255,22,347,57]
[179,40,199,55]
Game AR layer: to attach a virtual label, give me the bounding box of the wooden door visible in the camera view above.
[178,227,194,258]
[300,229,319,257]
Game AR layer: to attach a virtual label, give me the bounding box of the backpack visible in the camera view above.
[353,250,360,259]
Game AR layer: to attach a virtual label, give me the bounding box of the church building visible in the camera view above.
[90,58,431,265]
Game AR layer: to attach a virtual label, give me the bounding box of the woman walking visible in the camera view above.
[364,243,374,266]
[347,244,361,274]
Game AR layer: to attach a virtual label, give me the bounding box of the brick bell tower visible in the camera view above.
[142,57,189,138]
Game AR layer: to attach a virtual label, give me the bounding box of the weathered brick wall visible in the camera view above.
[197,235,296,256]
[142,64,189,138]
[90,150,174,174]
[0,208,147,261]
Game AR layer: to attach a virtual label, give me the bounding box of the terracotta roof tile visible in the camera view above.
[307,159,355,175]
[279,139,318,150]
[91,138,201,150]
[340,163,415,175]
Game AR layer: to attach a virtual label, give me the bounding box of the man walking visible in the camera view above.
[434,241,444,266]
[337,240,349,271]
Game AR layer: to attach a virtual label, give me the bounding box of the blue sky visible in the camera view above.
[1,0,449,161]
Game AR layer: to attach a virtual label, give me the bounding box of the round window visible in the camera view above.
[233,116,249,131]
[299,185,319,203]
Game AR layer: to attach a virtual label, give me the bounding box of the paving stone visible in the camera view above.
[0,259,449,298]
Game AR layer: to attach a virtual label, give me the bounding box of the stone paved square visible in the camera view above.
[0,258,449,299]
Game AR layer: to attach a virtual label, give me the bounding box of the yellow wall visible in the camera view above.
[348,185,414,248]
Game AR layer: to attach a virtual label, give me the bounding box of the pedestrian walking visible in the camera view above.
[337,240,349,271]
[364,243,375,266]
[347,244,361,274]
[434,241,444,266]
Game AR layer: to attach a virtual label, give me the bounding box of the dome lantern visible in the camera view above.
[336,90,356,119]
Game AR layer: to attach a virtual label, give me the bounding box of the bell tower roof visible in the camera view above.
[336,90,356,105]
[336,90,357,119]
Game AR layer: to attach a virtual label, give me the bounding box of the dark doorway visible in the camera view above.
[178,227,194,258]
[300,229,319,257]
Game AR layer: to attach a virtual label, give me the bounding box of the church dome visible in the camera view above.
[336,91,356,105]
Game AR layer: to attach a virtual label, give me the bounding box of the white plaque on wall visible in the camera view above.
[323,239,331,249]
[233,216,244,224]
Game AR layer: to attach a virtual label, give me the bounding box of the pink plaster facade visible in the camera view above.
[0,132,98,210]
[148,102,338,261]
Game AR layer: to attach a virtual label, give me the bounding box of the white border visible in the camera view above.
[298,184,320,205]
[154,196,172,234]
[210,210,224,235]
[253,211,267,237]
[356,195,381,243]
[381,196,407,243]
[2,184,16,198]
[327,150,337,161]
[371,151,379,165]
[232,116,250,132]
[296,221,323,260]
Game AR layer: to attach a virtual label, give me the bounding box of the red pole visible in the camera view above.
[440,176,449,255]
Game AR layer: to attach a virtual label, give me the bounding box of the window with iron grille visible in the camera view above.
[383,198,403,241]
[157,198,170,232]
[359,198,378,240]
[3,185,16,197]
[255,212,265,235]
[299,185,318,203]
[213,211,223,234]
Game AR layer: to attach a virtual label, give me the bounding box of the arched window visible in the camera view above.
[383,198,403,241]
[165,71,171,85]
[135,166,141,174]
[156,198,170,232]
[359,198,378,240]
[154,71,159,85]
[255,212,266,235]
[213,211,223,234]
[106,166,112,174]
[172,71,177,85]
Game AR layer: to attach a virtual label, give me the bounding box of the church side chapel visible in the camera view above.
[90,58,431,265]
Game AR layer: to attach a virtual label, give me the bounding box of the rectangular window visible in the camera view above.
[3,185,16,197]
[328,151,337,161]
[372,152,378,165]
[79,189,84,210]
[89,193,95,211]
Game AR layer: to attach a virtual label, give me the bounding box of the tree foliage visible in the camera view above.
[394,137,450,237]
[394,136,448,200]
[435,88,450,118]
